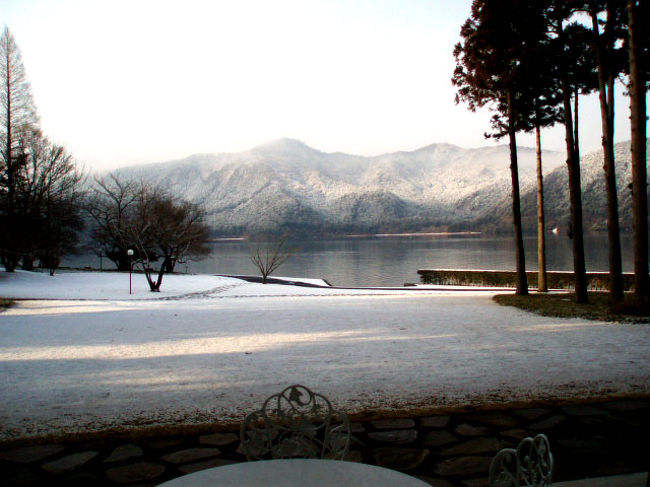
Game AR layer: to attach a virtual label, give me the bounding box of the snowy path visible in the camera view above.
[1,275,649,440]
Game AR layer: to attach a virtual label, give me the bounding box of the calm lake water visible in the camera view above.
[64,234,636,287]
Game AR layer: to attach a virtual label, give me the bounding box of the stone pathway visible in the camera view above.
[1,397,648,487]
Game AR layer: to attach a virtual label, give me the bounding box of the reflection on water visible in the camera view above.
[65,234,636,287]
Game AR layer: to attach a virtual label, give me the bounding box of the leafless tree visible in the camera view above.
[85,175,139,270]
[14,130,85,274]
[125,183,211,291]
[250,234,294,284]
[86,178,211,291]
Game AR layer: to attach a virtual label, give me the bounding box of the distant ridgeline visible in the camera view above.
[111,138,648,238]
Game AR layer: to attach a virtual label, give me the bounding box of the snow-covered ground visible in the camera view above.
[0,271,648,441]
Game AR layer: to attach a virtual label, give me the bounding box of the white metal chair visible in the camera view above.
[239,384,351,461]
[489,434,553,487]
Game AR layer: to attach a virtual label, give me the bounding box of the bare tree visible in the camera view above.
[85,175,139,271]
[87,178,211,291]
[15,130,85,274]
[250,234,294,284]
[126,183,211,291]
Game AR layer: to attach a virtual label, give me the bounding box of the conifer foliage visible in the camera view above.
[453,0,648,303]
[452,0,549,295]
[0,27,84,273]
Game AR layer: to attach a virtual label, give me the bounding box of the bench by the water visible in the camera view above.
[418,269,635,290]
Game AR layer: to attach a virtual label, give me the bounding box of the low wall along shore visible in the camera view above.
[1,397,648,487]
[418,269,635,290]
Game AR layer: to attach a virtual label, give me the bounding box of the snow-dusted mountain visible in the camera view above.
[522,141,650,231]
[487,140,650,234]
[114,138,566,235]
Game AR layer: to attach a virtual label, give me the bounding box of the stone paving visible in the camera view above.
[0,397,648,487]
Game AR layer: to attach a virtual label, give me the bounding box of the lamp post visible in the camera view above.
[127,249,134,294]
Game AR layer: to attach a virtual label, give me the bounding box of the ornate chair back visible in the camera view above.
[489,434,553,487]
[239,384,351,461]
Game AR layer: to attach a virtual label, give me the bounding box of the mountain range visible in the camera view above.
[112,138,647,237]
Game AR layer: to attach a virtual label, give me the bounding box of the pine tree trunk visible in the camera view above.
[3,44,15,273]
[628,0,649,300]
[592,9,623,303]
[562,81,588,303]
[536,124,547,293]
[574,88,580,164]
[507,88,528,295]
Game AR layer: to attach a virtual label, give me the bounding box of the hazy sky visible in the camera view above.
[1,0,643,171]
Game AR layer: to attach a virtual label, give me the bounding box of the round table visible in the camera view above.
[156,458,432,486]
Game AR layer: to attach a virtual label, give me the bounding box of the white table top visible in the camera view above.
[157,458,432,486]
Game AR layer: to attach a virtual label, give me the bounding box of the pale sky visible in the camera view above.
[1,0,643,172]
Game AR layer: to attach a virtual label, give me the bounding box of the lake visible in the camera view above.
[64,233,637,287]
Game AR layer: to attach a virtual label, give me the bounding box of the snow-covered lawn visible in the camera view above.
[0,271,648,441]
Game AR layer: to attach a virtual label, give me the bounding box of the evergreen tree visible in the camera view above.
[453,0,549,295]
[0,27,83,273]
[626,0,649,301]
[0,26,40,271]
[586,0,627,303]
[545,3,598,303]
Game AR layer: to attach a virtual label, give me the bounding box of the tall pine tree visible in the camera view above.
[453,0,548,295]
[0,26,40,271]
[627,0,649,301]
[586,0,627,304]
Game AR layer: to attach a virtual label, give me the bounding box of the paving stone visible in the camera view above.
[463,477,490,487]
[199,433,239,447]
[103,444,144,463]
[372,447,430,471]
[0,444,65,463]
[370,418,416,430]
[434,456,492,476]
[368,429,417,444]
[511,408,551,420]
[105,461,166,484]
[344,449,363,463]
[66,472,102,485]
[553,473,649,487]
[606,416,646,428]
[500,429,530,441]
[144,437,185,450]
[455,423,491,436]
[41,451,98,474]
[3,470,44,487]
[463,412,518,428]
[349,434,366,448]
[420,416,451,428]
[417,476,456,487]
[161,447,222,464]
[441,438,507,456]
[423,430,457,447]
[576,416,608,427]
[529,414,565,430]
[177,458,238,473]
[557,438,608,450]
[601,400,650,411]
[561,405,608,416]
